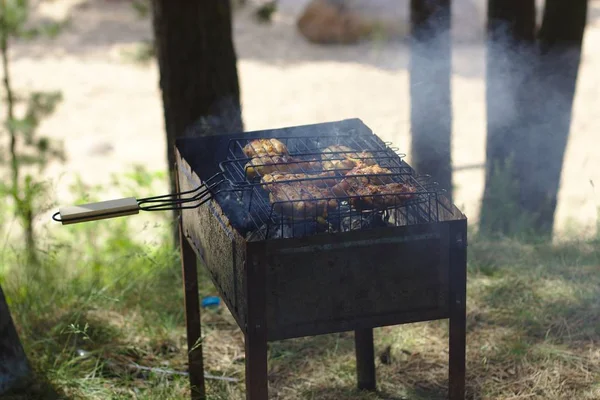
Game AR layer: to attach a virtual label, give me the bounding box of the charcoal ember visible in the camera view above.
[246,218,330,241]
[288,220,326,237]
[339,212,389,232]
[246,223,295,241]
[214,191,254,231]
[246,226,266,241]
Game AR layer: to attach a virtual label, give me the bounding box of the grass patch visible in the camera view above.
[2,190,599,399]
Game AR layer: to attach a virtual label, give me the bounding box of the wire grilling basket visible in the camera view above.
[53,134,453,240]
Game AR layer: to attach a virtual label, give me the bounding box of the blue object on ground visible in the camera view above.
[201,296,221,308]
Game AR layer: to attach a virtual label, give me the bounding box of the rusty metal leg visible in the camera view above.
[179,218,206,400]
[244,331,268,400]
[449,221,467,400]
[355,328,376,391]
[449,296,466,399]
[245,252,269,400]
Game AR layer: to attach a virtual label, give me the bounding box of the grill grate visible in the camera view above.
[53,130,456,236]
[211,134,454,241]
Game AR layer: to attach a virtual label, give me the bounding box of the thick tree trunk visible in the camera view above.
[409,0,453,201]
[480,0,536,235]
[517,0,587,237]
[481,0,587,238]
[151,0,243,199]
[0,285,30,395]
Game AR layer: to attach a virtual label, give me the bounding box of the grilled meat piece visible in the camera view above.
[267,183,338,219]
[261,171,339,189]
[243,138,289,158]
[340,182,417,210]
[245,155,295,179]
[322,157,356,171]
[321,145,376,171]
[332,164,395,196]
[245,155,321,179]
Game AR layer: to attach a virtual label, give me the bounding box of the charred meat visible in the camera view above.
[340,182,417,210]
[261,171,339,189]
[245,155,322,179]
[245,155,297,179]
[321,145,376,171]
[331,164,395,196]
[267,183,338,219]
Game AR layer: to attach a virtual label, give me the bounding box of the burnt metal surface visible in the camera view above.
[177,152,248,331]
[263,222,451,340]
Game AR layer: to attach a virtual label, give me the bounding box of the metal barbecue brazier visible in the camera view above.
[54,118,467,400]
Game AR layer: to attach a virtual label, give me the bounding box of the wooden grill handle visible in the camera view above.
[56,197,140,225]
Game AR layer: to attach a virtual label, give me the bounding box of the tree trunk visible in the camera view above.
[479,0,536,235]
[480,0,587,238]
[516,0,588,237]
[409,0,453,202]
[151,0,243,200]
[0,285,30,395]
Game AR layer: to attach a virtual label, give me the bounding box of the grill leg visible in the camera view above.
[449,290,466,399]
[355,328,376,391]
[244,332,268,400]
[245,253,269,399]
[449,223,467,400]
[179,222,206,400]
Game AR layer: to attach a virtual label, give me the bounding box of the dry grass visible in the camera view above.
[2,220,599,399]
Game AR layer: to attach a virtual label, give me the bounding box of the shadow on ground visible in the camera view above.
[266,329,463,399]
[12,0,488,78]
[1,377,67,400]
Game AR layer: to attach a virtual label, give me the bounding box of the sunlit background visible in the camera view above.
[11,0,599,237]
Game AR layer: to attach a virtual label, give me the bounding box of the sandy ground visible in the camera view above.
[5,0,600,238]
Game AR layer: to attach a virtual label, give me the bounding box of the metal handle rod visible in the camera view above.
[53,174,226,225]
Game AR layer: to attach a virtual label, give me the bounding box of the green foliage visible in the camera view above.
[254,1,278,24]
[1,166,182,399]
[0,0,66,261]
[0,0,68,39]
[111,164,167,197]
[1,0,29,37]
[132,0,150,19]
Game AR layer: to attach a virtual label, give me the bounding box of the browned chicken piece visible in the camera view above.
[320,145,376,171]
[243,138,289,158]
[261,171,339,189]
[245,156,322,179]
[346,150,377,166]
[331,164,395,196]
[340,182,417,210]
[321,157,357,171]
[267,183,338,219]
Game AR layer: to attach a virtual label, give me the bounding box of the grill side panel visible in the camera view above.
[263,223,451,341]
[176,150,248,332]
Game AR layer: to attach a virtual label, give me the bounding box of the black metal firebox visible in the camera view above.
[175,119,467,400]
